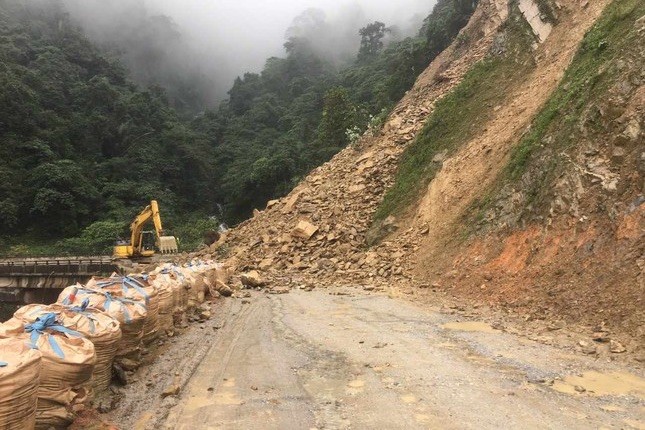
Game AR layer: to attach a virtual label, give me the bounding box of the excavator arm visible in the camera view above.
[114,200,178,259]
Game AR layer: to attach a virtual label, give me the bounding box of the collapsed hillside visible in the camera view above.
[204,0,642,346]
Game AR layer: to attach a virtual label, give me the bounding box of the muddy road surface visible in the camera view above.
[114,289,645,429]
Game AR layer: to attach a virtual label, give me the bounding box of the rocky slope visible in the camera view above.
[200,0,643,352]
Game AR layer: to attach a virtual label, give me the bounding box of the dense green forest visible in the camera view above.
[0,0,477,255]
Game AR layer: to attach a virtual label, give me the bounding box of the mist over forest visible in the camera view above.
[61,0,436,112]
[0,0,477,254]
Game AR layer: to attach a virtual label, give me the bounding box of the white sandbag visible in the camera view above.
[0,338,42,430]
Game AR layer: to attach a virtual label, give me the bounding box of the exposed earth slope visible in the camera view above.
[202,0,642,349]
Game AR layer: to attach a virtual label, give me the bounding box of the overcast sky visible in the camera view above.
[62,0,435,105]
[148,0,435,76]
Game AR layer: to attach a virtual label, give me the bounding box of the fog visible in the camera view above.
[62,0,436,109]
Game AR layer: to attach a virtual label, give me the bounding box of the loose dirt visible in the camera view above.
[109,288,645,429]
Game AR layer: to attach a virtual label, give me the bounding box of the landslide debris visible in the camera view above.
[197,0,510,291]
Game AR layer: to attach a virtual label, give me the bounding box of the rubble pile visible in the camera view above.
[197,0,509,292]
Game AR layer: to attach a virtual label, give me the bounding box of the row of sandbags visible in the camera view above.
[0,259,222,430]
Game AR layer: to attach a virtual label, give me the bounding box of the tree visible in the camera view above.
[318,87,357,148]
[358,21,389,61]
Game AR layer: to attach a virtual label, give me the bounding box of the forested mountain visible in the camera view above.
[192,0,479,221]
[0,0,477,254]
[0,0,215,250]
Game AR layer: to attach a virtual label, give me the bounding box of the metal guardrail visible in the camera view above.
[0,256,113,266]
[0,256,117,277]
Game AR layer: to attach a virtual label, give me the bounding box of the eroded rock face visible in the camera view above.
[191,0,511,293]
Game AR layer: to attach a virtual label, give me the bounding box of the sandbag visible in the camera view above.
[84,275,159,345]
[0,313,95,429]
[148,272,178,333]
[154,264,190,316]
[0,338,42,430]
[58,286,146,360]
[14,302,121,394]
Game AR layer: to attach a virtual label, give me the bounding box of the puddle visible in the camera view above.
[623,419,645,430]
[347,379,365,388]
[600,405,626,412]
[552,371,645,397]
[400,394,418,403]
[133,412,153,430]
[465,354,496,365]
[442,321,497,333]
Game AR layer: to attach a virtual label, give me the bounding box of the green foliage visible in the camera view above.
[0,0,217,246]
[0,0,481,253]
[58,220,126,254]
[375,5,536,221]
[358,21,389,61]
[200,0,480,222]
[505,0,642,181]
[318,87,359,148]
[171,215,220,251]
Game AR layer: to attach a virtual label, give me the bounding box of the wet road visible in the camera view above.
[159,289,645,429]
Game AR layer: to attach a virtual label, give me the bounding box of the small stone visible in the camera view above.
[240,270,265,287]
[609,340,626,353]
[118,358,140,371]
[291,220,319,240]
[574,385,586,393]
[591,332,609,342]
[251,386,258,391]
[162,384,181,398]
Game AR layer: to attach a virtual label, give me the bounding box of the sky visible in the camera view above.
[147,0,434,78]
[63,0,436,105]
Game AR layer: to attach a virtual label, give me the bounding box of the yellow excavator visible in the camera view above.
[113,200,179,259]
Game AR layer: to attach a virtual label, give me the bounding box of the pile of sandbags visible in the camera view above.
[58,286,146,360]
[148,269,184,333]
[0,338,42,430]
[85,275,159,345]
[0,313,95,429]
[178,260,220,307]
[14,302,121,393]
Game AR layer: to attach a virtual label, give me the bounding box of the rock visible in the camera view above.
[199,310,212,320]
[266,199,280,209]
[162,383,181,398]
[258,258,273,270]
[591,332,609,342]
[268,287,290,294]
[578,340,597,355]
[609,340,626,353]
[113,364,128,385]
[118,358,140,371]
[291,220,319,240]
[282,191,303,214]
[240,270,265,287]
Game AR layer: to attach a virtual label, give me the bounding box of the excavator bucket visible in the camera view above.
[159,236,179,254]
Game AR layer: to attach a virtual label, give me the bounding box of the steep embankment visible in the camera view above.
[206,0,642,345]
[205,0,510,285]
[410,0,643,340]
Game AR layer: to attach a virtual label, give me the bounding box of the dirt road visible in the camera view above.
[115,289,644,429]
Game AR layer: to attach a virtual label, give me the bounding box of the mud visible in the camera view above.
[109,288,645,429]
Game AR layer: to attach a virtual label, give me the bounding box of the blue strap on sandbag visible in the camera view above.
[24,313,83,359]
[67,299,97,334]
[122,276,149,305]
